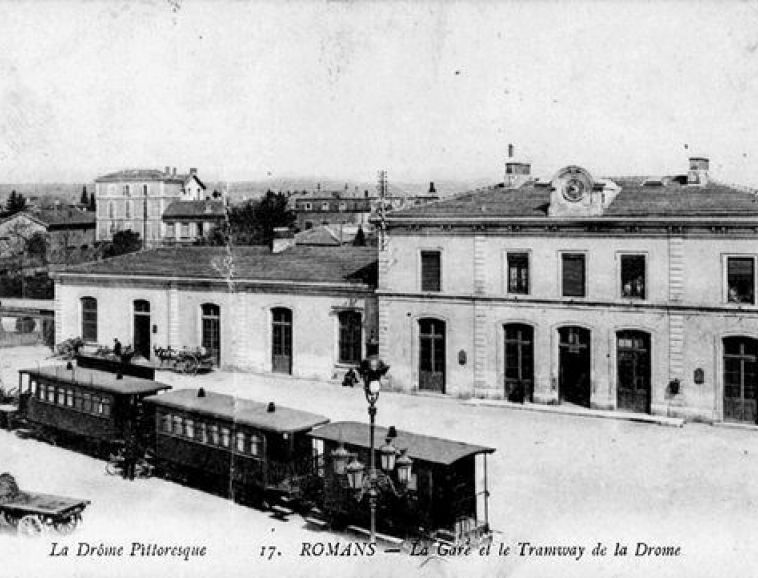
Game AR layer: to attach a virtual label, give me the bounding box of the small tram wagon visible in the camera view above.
[0,474,91,537]
[143,389,330,507]
[310,421,494,545]
[16,365,170,454]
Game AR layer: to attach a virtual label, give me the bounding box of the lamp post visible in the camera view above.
[331,355,413,544]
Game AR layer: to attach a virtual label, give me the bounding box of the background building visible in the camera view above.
[379,155,758,424]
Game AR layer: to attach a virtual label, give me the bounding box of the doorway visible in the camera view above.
[616,331,651,413]
[133,300,151,359]
[419,318,445,393]
[201,303,221,365]
[504,324,533,402]
[272,308,293,374]
[723,336,758,424]
[558,326,591,407]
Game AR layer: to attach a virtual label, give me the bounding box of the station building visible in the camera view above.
[379,156,758,424]
[53,243,378,382]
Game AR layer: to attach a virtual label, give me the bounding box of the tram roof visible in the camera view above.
[143,389,330,433]
[309,421,495,466]
[19,366,171,395]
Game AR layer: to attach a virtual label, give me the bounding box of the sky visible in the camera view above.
[1,0,758,187]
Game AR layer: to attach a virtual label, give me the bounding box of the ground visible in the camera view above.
[2,345,758,578]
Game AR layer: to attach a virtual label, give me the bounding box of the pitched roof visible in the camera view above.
[58,245,378,286]
[388,178,758,221]
[34,209,96,228]
[309,421,495,466]
[19,366,170,395]
[295,225,358,246]
[144,389,330,433]
[95,169,186,183]
[162,200,225,220]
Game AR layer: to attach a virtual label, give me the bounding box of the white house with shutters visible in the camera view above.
[378,155,758,425]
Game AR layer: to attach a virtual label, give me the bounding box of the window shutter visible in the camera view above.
[562,254,585,297]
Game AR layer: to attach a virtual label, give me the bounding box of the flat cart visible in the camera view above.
[0,475,90,536]
[153,346,215,375]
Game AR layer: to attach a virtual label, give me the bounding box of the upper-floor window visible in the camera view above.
[562,253,586,297]
[339,202,347,211]
[123,184,131,196]
[108,201,116,219]
[142,184,149,196]
[727,257,755,304]
[421,250,441,292]
[303,202,312,211]
[507,252,529,295]
[321,202,330,211]
[125,200,132,219]
[621,255,646,299]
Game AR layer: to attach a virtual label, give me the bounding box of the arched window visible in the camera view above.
[338,311,362,365]
[81,297,98,342]
[201,303,220,365]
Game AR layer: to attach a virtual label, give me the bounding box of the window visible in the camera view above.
[421,251,441,292]
[304,202,312,211]
[125,201,132,219]
[108,201,116,219]
[123,184,131,196]
[727,257,755,304]
[83,392,92,412]
[339,202,347,211]
[507,253,529,294]
[250,434,262,457]
[621,255,646,299]
[162,413,172,432]
[57,387,65,405]
[209,424,219,445]
[562,253,586,297]
[321,202,329,211]
[184,418,194,438]
[47,385,55,403]
[338,311,362,365]
[181,223,190,238]
[173,415,183,435]
[220,427,230,448]
[142,184,149,196]
[81,297,98,342]
[196,421,207,443]
[65,389,74,407]
[236,432,246,453]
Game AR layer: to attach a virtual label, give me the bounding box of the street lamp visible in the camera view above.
[330,355,414,544]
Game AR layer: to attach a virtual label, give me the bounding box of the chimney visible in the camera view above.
[428,181,436,194]
[173,167,177,176]
[165,166,170,175]
[189,167,197,176]
[687,156,709,186]
[271,227,295,253]
[504,145,531,189]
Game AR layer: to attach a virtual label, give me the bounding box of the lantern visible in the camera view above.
[332,444,350,475]
[368,380,381,396]
[380,438,397,472]
[346,457,365,490]
[395,449,413,485]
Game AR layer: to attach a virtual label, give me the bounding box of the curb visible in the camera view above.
[463,398,685,427]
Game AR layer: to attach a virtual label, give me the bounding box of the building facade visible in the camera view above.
[379,156,758,424]
[162,200,226,244]
[0,209,95,262]
[53,246,378,382]
[94,167,205,245]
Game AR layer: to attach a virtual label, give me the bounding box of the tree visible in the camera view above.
[4,190,26,216]
[89,192,96,212]
[228,191,294,245]
[103,230,142,258]
[80,185,89,206]
[353,226,366,246]
[25,232,48,265]
[194,225,228,247]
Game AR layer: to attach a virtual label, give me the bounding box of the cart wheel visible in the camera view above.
[183,355,198,375]
[54,514,80,535]
[17,515,44,537]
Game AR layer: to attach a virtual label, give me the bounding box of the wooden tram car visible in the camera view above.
[143,389,330,507]
[16,365,170,454]
[309,421,494,544]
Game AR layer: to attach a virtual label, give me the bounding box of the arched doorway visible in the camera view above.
[558,326,591,407]
[504,324,533,402]
[201,303,221,365]
[133,300,151,359]
[272,307,293,374]
[418,318,445,393]
[616,330,651,413]
[723,336,758,424]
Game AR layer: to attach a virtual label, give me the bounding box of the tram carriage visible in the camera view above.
[310,421,494,544]
[16,365,170,454]
[143,389,330,507]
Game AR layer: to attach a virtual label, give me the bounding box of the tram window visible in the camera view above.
[73,391,82,410]
[209,424,219,445]
[57,387,66,405]
[162,413,172,433]
[184,418,194,438]
[92,395,101,414]
[65,389,74,407]
[37,384,44,400]
[173,415,183,435]
[250,434,262,457]
[101,398,111,417]
[220,427,230,448]
[196,421,207,443]
[83,393,92,412]
[235,432,246,453]
[47,386,56,403]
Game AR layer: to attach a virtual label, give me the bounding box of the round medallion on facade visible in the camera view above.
[552,166,594,203]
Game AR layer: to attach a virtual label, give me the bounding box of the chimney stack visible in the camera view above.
[173,167,177,176]
[687,156,709,186]
[504,145,531,189]
[428,181,436,194]
[189,167,197,176]
[165,166,170,175]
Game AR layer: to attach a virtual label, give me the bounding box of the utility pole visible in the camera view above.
[377,170,388,251]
